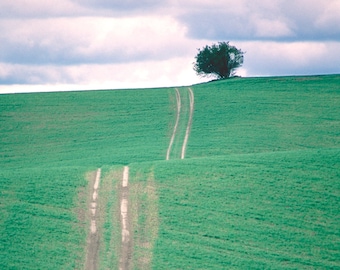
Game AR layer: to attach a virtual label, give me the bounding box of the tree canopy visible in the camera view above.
[193,42,244,79]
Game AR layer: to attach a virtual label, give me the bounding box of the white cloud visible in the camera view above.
[0,62,74,84]
[316,0,340,32]
[0,57,209,93]
[0,16,193,65]
[238,41,340,76]
[0,0,339,92]
[0,0,90,17]
[252,17,293,38]
[179,0,340,41]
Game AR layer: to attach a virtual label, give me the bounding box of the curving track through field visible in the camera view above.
[181,87,194,159]
[85,168,101,270]
[166,87,194,160]
[85,87,194,269]
[166,88,181,160]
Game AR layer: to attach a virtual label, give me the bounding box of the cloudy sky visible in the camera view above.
[1,0,340,93]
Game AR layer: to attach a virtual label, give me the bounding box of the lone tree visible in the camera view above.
[193,41,244,79]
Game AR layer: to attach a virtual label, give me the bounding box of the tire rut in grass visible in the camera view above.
[119,166,131,270]
[166,87,194,160]
[85,168,101,270]
[181,87,194,159]
[166,88,181,160]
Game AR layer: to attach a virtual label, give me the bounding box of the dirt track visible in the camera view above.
[181,87,194,159]
[85,168,101,270]
[119,166,131,270]
[84,88,193,269]
[166,88,181,160]
[166,87,194,160]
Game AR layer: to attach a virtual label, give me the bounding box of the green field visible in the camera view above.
[1,75,339,269]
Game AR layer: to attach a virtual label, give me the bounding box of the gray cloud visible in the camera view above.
[73,0,162,12]
[0,16,191,65]
[0,0,164,19]
[0,0,339,90]
[237,41,340,76]
[179,0,340,41]
[0,64,74,84]
[0,0,90,18]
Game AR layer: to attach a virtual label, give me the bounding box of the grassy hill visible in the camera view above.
[1,75,339,269]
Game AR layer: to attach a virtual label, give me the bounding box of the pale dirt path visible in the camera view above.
[85,87,192,269]
[85,168,101,270]
[181,87,194,159]
[91,169,101,233]
[119,166,131,270]
[166,88,181,160]
[166,87,194,160]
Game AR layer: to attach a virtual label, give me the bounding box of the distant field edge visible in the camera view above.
[191,73,340,87]
[1,73,339,95]
[0,85,177,95]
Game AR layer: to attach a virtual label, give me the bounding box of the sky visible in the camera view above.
[1,0,340,93]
